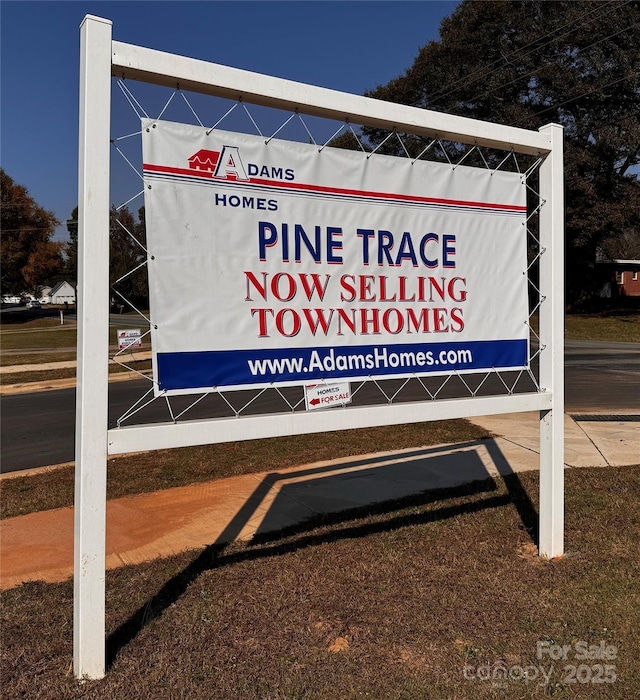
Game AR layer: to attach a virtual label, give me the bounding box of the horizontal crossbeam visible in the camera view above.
[111,41,552,156]
[107,391,552,455]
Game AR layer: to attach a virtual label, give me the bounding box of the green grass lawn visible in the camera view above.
[2,465,639,699]
[564,311,640,342]
[0,325,77,352]
[0,359,152,386]
[0,312,150,360]
[1,326,150,354]
[2,306,638,697]
[0,351,78,367]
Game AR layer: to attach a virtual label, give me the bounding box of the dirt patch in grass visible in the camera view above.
[2,466,639,698]
[0,420,490,519]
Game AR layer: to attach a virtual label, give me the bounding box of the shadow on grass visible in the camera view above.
[106,438,537,668]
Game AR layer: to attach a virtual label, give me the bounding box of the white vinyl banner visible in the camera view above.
[142,119,529,396]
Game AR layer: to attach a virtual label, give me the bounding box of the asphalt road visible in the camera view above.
[1,340,638,473]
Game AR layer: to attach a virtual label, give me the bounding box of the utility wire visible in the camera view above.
[427,0,631,106]
[533,71,640,118]
[428,0,627,105]
[461,20,639,111]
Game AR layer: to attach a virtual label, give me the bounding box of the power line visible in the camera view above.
[428,0,628,105]
[462,20,639,112]
[427,0,631,107]
[533,71,640,118]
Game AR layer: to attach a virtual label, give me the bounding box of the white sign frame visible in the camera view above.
[75,15,564,680]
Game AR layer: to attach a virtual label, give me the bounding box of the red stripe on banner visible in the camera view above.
[143,164,527,212]
[248,177,527,212]
[144,163,214,179]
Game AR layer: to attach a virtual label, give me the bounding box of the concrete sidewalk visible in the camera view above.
[1,412,637,590]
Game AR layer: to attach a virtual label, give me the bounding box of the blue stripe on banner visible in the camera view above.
[156,339,528,392]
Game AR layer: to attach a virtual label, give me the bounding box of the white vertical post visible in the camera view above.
[537,123,565,559]
[74,15,112,680]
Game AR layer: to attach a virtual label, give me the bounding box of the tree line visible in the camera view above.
[66,204,148,309]
[357,0,640,305]
[1,169,65,297]
[1,169,147,307]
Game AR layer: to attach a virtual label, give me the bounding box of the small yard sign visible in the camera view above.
[305,381,352,410]
[117,328,142,350]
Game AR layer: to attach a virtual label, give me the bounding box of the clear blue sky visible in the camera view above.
[1,1,459,241]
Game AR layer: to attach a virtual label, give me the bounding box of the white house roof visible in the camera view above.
[596,259,640,265]
[49,281,75,295]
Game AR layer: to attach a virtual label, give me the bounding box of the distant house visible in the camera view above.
[595,260,640,297]
[48,281,76,305]
[39,286,52,303]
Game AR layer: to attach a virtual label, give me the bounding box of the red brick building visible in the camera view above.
[596,259,640,297]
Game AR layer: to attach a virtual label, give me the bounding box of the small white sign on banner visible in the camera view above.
[305,382,352,411]
[117,328,142,350]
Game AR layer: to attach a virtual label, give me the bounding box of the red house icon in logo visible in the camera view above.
[188,149,220,172]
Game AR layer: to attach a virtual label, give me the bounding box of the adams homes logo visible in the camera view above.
[189,146,295,182]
